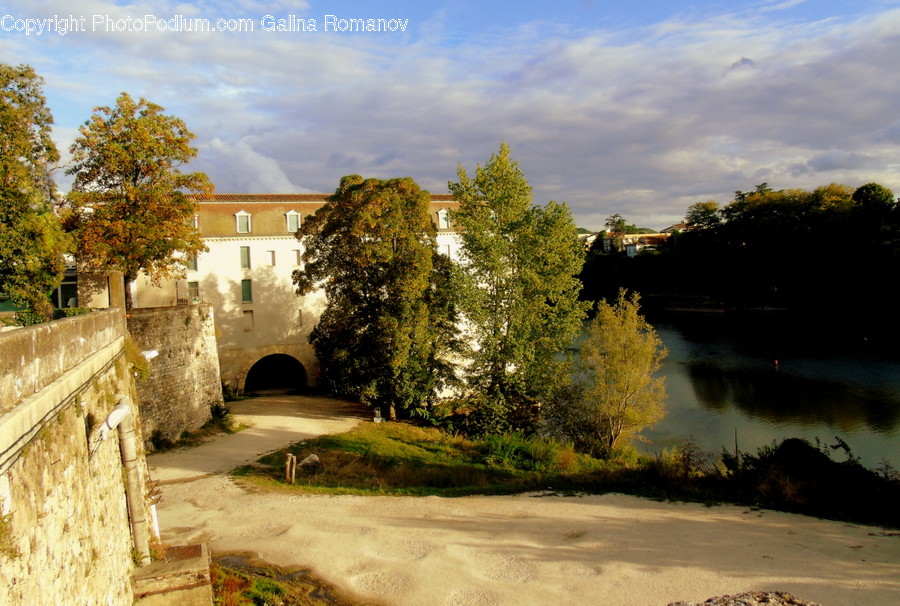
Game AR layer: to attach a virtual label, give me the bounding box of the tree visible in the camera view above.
[0,64,69,320]
[294,175,459,419]
[449,142,587,434]
[65,92,212,309]
[684,200,721,230]
[852,182,895,210]
[547,290,667,456]
[604,213,627,252]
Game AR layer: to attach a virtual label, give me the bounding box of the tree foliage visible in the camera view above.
[294,175,459,419]
[449,142,587,434]
[851,182,894,210]
[0,63,69,320]
[65,92,212,308]
[684,200,721,230]
[545,290,667,456]
[580,180,900,346]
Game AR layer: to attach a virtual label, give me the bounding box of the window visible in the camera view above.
[243,310,254,331]
[52,280,78,309]
[240,246,251,269]
[192,214,199,229]
[187,254,198,271]
[241,279,253,303]
[293,250,302,266]
[268,250,276,266]
[187,281,200,301]
[437,209,450,230]
[235,210,251,233]
[286,210,301,232]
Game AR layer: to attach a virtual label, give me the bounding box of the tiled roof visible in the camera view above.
[192,193,460,237]
[192,193,327,202]
[190,193,456,203]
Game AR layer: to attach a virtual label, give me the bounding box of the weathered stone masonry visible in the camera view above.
[126,304,224,448]
[0,310,151,606]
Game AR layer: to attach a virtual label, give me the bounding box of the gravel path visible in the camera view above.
[149,395,900,606]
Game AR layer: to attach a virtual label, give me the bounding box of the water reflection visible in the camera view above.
[685,362,900,433]
[639,319,900,466]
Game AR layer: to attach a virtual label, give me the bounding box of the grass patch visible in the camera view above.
[234,422,602,497]
[234,423,900,527]
[211,553,363,605]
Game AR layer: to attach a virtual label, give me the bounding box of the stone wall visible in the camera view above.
[0,311,123,416]
[218,342,318,392]
[0,310,151,605]
[126,304,224,447]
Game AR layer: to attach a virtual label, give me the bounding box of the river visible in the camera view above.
[636,314,900,468]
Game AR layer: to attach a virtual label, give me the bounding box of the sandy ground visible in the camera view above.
[149,394,900,606]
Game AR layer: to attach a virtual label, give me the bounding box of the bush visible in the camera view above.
[721,437,900,525]
[13,306,91,326]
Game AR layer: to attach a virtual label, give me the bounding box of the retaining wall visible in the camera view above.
[126,304,223,447]
[0,309,151,605]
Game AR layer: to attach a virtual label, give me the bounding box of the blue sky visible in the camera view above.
[3,0,899,229]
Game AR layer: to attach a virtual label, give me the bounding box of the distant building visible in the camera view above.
[78,193,461,393]
[602,232,671,256]
[579,232,600,250]
[660,223,686,234]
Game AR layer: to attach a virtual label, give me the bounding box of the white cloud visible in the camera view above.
[202,138,307,193]
[4,1,899,229]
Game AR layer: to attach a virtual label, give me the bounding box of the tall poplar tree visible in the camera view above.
[294,175,459,419]
[0,64,69,320]
[65,92,212,309]
[449,142,587,434]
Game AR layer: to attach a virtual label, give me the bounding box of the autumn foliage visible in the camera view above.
[65,92,212,308]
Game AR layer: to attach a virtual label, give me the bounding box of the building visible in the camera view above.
[602,232,671,256]
[80,193,461,393]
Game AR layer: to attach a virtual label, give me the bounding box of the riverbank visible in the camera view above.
[149,395,900,606]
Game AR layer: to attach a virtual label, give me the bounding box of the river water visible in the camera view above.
[635,315,900,468]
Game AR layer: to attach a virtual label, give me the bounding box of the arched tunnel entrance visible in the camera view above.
[244,354,308,393]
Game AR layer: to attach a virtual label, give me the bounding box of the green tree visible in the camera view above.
[547,290,667,456]
[294,175,459,419]
[65,92,212,309]
[0,64,70,320]
[852,182,895,210]
[684,200,721,230]
[449,142,587,434]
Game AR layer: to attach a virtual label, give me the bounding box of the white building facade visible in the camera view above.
[84,193,462,392]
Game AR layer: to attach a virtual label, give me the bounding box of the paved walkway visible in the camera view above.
[148,394,366,483]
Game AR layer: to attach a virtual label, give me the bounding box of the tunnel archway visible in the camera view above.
[244,354,308,393]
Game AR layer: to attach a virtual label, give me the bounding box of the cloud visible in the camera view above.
[202,138,307,193]
[728,56,756,71]
[4,1,900,229]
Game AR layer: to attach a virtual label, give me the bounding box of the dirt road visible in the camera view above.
[149,395,900,606]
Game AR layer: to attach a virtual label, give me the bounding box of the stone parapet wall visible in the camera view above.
[0,310,150,605]
[0,310,124,416]
[126,304,223,446]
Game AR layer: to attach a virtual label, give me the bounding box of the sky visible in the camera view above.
[2,0,899,230]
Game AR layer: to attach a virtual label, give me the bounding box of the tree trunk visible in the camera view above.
[123,276,134,310]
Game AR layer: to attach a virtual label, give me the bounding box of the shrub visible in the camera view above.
[13,306,91,326]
